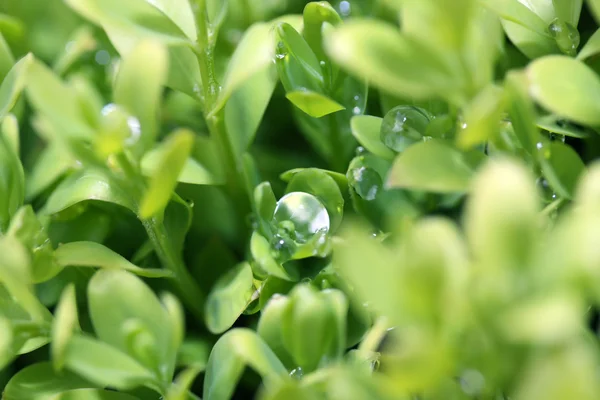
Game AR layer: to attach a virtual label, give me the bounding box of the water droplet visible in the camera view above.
[536,177,554,200]
[290,366,304,378]
[355,146,366,156]
[272,192,330,244]
[319,60,326,66]
[536,142,543,150]
[549,18,580,56]
[101,103,117,116]
[461,122,468,129]
[380,106,431,152]
[65,41,75,53]
[125,116,141,145]
[94,49,111,65]
[349,166,382,201]
[352,106,361,115]
[353,95,359,101]
[339,0,351,17]
[460,369,485,396]
[275,41,287,60]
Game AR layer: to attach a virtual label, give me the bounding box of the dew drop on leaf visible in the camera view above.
[349,166,382,201]
[548,18,580,56]
[380,106,431,152]
[272,192,330,244]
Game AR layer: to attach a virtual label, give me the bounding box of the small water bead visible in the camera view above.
[339,1,351,17]
[350,166,382,201]
[355,146,366,156]
[549,18,580,56]
[352,106,361,115]
[460,369,486,396]
[272,192,330,244]
[380,106,431,152]
[290,367,304,379]
[94,49,110,65]
[100,103,141,146]
[275,41,287,60]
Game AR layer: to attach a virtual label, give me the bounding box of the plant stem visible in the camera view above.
[142,217,205,319]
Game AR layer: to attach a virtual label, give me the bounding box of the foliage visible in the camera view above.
[1,0,600,399]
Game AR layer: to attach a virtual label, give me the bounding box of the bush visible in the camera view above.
[1,0,600,399]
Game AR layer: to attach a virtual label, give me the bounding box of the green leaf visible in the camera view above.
[87,269,174,381]
[54,241,172,278]
[3,362,98,400]
[141,0,197,39]
[387,139,481,193]
[527,56,600,127]
[254,182,278,237]
[25,143,74,200]
[285,90,345,118]
[0,237,51,322]
[505,71,541,153]
[553,0,583,25]
[0,31,14,81]
[0,129,24,233]
[205,262,254,334]
[141,144,217,186]
[479,0,558,59]
[276,22,323,87]
[25,59,94,139]
[2,113,19,155]
[303,1,342,62]
[250,232,296,281]
[52,26,97,76]
[44,168,137,215]
[464,159,539,273]
[0,53,32,119]
[457,84,506,149]
[64,0,192,45]
[51,284,79,372]
[211,23,275,116]
[54,389,141,400]
[539,141,585,199]
[114,40,168,156]
[257,294,294,368]
[7,205,61,283]
[479,0,551,36]
[224,61,278,163]
[280,168,348,194]
[139,129,194,219]
[203,328,288,400]
[64,335,157,391]
[588,0,600,24]
[537,115,591,138]
[280,284,339,372]
[325,20,462,104]
[350,116,395,160]
[166,365,202,400]
[577,28,600,60]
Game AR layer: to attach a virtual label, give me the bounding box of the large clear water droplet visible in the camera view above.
[380,106,431,152]
[549,18,580,56]
[272,192,330,243]
[349,166,382,201]
[290,367,304,379]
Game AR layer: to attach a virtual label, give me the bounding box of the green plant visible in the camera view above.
[3,0,600,398]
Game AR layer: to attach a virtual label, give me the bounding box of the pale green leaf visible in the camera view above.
[54,241,172,278]
[139,129,194,218]
[286,90,345,118]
